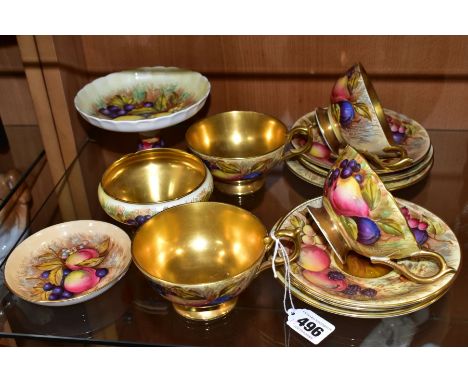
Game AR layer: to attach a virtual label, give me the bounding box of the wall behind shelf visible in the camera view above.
[76,35,468,130]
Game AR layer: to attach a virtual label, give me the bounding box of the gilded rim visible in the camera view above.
[100,148,208,205]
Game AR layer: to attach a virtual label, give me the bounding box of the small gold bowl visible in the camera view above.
[98,148,213,226]
[186,111,312,195]
[132,202,302,320]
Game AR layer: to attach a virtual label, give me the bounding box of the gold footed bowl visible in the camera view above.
[132,202,302,320]
[186,111,313,196]
[98,148,213,226]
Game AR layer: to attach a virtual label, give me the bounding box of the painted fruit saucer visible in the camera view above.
[4,220,132,306]
[291,108,431,174]
[299,145,433,183]
[286,155,433,191]
[271,197,460,316]
[276,272,448,318]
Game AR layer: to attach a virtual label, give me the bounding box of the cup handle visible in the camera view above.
[361,146,413,171]
[370,249,456,284]
[256,227,302,275]
[281,124,314,161]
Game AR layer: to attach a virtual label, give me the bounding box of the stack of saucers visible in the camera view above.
[271,197,460,318]
[286,108,433,191]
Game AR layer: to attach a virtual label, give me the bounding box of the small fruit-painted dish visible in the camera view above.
[291,108,431,174]
[286,154,433,191]
[74,66,210,133]
[271,197,460,316]
[4,220,132,306]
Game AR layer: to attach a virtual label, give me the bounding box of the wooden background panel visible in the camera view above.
[202,78,468,130]
[80,36,468,75]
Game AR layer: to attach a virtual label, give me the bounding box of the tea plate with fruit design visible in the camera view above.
[291,109,431,174]
[4,220,132,306]
[299,145,433,183]
[276,271,448,318]
[74,66,211,133]
[286,154,433,191]
[271,198,460,314]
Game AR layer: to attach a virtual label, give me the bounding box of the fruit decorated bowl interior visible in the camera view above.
[185,111,288,159]
[100,148,208,205]
[74,66,211,133]
[132,202,268,285]
[4,220,132,306]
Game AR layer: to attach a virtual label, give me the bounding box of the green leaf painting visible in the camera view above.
[340,215,358,241]
[361,177,381,211]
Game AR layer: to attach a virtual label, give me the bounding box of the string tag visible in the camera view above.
[286,308,335,345]
[271,233,335,345]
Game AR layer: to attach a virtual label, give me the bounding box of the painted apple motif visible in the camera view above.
[310,142,331,159]
[330,76,351,103]
[63,268,100,294]
[65,248,99,270]
[303,269,348,291]
[329,176,369,218]
[298,244,331,272]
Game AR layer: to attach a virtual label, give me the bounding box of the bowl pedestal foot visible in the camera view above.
[214,177,265,196]
[172,298,238,321]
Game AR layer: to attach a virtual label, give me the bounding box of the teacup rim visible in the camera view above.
[131,201,269,286]
[100,148,208,205]
[185,110,289,159]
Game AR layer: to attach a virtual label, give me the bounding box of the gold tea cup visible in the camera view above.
[132,202,302,320]
[314,63,412,170]
[186,111,313,195]
[308,145,455,284]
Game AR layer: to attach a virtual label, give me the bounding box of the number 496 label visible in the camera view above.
[287,309,335,345]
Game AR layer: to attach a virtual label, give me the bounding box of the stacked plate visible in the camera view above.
[286,109,433,191]
[271,198,461,318]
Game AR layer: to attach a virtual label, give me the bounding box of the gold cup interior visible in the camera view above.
[101,148,206,204]
[132,202,268,285]
[186,111,287,158]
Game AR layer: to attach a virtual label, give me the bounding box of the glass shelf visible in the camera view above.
[1,129,467,346]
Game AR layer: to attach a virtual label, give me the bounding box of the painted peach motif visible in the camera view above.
[310,142,331,160]
[65,248,99,270]
[298,244,330,272]
[64,268,100,293]
[330,76,351,103]
[31,238,111,301]
[329,176,369,218]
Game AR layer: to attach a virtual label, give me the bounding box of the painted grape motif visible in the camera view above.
[31,238,111,301]
[400,206,430,246]
[96,87,193,121]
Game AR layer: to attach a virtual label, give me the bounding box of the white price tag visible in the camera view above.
[287,308,335,345]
